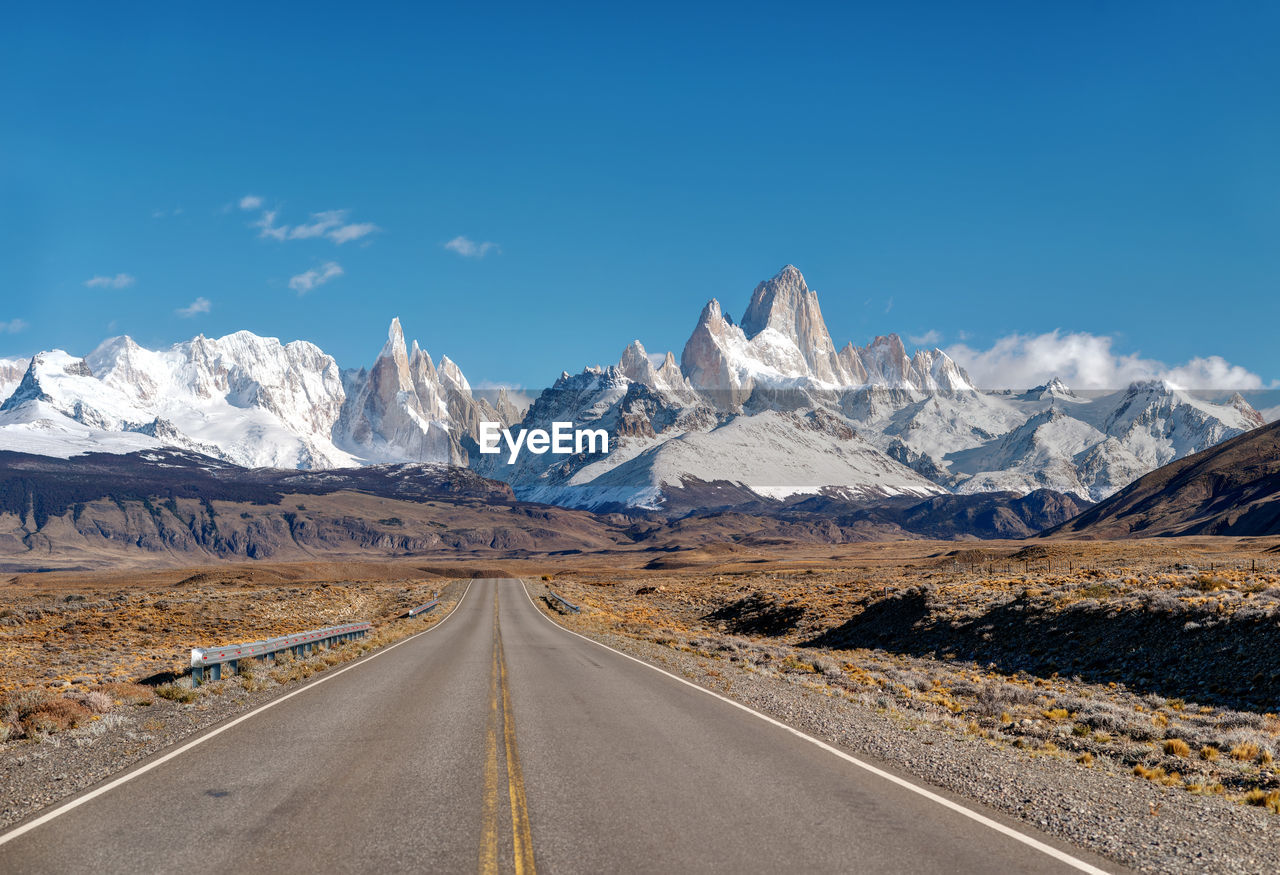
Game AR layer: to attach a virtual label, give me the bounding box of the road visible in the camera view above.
[0,579,1118,873]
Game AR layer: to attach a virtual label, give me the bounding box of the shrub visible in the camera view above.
[1231,742,1261,762]
[1194,574,1231,592]
[65,690,113,714]
[21,698,92,735]
[96,682,154,706]
[155,683,198,704]
[1076,752,1093,766]
[975,681,1035,716]
[1164,739,1191,757]
[1200,745,1220,762]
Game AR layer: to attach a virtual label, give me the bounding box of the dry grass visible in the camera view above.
[0,690,94,738]
[529,537,1280,811]
[1231,742,1261,762]
[0,567,447,693]
[154,683,198,704]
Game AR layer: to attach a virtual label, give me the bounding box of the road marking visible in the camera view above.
[479,591,501,875]
[518,580,1114,875]
[497,593,536,875]
[480,584,537,875]
[0,579,476,850]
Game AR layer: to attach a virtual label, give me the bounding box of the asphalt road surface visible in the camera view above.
[0,579,1119,874]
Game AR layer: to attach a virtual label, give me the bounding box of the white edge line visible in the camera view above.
[0,579,476,849]
[517,579,1114,875]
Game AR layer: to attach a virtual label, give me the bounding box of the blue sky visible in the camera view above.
[2,1,1277,394]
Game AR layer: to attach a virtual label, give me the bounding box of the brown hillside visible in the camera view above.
[1044,419,1280,538]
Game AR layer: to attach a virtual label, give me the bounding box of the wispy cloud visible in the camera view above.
[175,297,211,318]
[946,330,1276,391]
[908,330,942,347]
[252,206,379,244]
[151,207,184,219]
[239,194,264,211]
[444,236,500,258]
[289,261,344,294]
[884,296,895,315]
[85,273,136,289]
[0,318,28,334]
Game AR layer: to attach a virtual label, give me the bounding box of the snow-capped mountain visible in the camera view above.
[0,357,27,395]
[0,320,511,470]
[0,265,1264,512]
[480,266,1262,508]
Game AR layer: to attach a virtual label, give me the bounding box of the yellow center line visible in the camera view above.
[499,622,536,875]
[479,593,501,875]
[480,585,537,875]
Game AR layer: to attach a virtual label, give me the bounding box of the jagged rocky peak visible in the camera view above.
[1023,376,1076,399]
[740,264,847,384]
[437,355,470,393]
[656,350,685,386]
[1228,392,1266,428]
[377,317,414,389]
[336,317,465,465]
[859,335,911,385]
[680,298,749,403]
[618,339,695,400]
[837,342,869,384]
[619,340,658,384]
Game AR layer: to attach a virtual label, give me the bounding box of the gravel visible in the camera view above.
[546,608,1280,874]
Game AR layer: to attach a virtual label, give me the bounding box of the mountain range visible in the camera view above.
[1045,418,1280,538]
[0,265,1265,515]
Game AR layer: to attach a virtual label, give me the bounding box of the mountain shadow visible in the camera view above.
[804,589,1280,713]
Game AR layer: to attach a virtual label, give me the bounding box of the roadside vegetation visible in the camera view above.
[535,543,1280,814]
[0,578,461,748]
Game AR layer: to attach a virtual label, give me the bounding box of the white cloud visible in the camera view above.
[175,297,211,318]
[239,194,264,211]
[945,329,1274,391]
[252,207,379,244]
[151,207,183,219]
[85,273,136,289]
[327,221,379,244]
[289,261,344,294]
[1262,405,1280,424]
[0,318,28,334]
[444,236,500,258]
[908,329,942,347]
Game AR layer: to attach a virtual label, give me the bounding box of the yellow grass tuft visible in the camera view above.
[1231,742,1261,762]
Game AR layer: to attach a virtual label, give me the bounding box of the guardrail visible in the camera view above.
[405,598,440,618]
[191,621,371,685]
[546,590,581,613]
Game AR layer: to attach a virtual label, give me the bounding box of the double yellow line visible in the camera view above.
[479,589,536,875]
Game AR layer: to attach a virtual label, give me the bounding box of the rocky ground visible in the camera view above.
[5,538,1280,871]
[526,540,1280,874]
[0,578,467,830]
